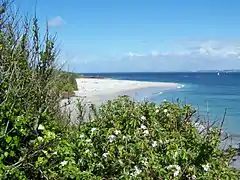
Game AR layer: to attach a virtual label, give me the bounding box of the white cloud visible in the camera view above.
[124,40,240,59]
[125,52,144,57]
[48,16,65,28]
[62,40,240,72]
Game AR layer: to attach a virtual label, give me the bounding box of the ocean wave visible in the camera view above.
[177,84,185,89]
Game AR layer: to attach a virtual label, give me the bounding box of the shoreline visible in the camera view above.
[60,78,179,123]
[74,78,179,103]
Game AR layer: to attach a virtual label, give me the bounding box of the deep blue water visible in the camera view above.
[82,72,240,134]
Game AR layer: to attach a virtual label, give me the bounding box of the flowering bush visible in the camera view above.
[0,1,239,179]
[33,96,239,179]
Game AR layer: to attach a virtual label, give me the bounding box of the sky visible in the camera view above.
[14,0,240,72]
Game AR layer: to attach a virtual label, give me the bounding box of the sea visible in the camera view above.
[82,72,240,135]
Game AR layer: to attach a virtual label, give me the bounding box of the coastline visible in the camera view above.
[60,77,240,169]
[60,78,179,122]
[74,78,179,103]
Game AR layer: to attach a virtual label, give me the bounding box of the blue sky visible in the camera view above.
[15,0,240,72]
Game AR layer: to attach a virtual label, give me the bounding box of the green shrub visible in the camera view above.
[0,1,61,179]
[56,70,81,95]
[32,97,239,179]
[0,1,239,179]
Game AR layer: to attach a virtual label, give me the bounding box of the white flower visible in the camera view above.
[79,134,85,138]
[140,124,147,130]
[85,149,90,153]
[141,157,148,165]
[141,116,146,120]
[167,165,181,170]
[194,122,205,133]
[192,175,197,180]
[152,141,157,148]
[155,109,159,113]
[52,151,58,155]
[38,124,45,130]
[202,163,210,171]
[174,170,180,177]
[86,139,92,143]
[60,160,68,166]
[37,136,43,142]
[167,165,181,177]
[163,109,168,113]
[143,130,149,136]
[108,135,116,143]
[102,152,109,158]
[90,127,97,132]
[167,113,170,117]
[134,166,142,175]
[114,130,121,135]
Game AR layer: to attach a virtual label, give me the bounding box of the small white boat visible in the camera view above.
[217,72,220,76]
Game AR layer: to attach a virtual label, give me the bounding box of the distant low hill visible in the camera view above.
[197,70,240,73]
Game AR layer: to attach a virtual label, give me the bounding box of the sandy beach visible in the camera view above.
[60,78,179,123]
[74,78,179,102]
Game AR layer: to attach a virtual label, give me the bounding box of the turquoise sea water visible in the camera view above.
[82,72,240,134]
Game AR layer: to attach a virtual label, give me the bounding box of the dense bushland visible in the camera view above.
[0,1,239,179]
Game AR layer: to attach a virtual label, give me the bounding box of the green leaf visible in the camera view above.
[4,152,8,157]
[5,136,12,143]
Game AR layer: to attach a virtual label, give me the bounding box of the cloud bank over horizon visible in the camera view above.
[61,40,240,73]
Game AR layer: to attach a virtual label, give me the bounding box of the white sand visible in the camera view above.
[74,78,178,99]
[60,78,179,123]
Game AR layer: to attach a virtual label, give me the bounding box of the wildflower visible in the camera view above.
[134,166,142,175]
[114,130,121,135]
[141,116,146,121]
[85,149,90,153]
[79,134,85,138]
[167,165,181,177]
[37,136,43,142]
[86,139,92,143]
[108,135,116,143]
[52,152,58,155]
[192,175,197,180]
[155,109,159,113]
[194,122,205,133]
[174,170,180,177]
[152,141,157,148]
[202,163,210,172]
[143,129,149,136]
[143,130,149,136]
[60,160,68,166]
[163,109,168,113]
[142,157,148,165]
[90,128,97,132]
[38,124,45,130]
[102,152,109,158]
[167,113,170,117]
[140,124,147,130]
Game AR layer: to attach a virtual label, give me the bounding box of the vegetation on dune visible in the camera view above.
[56,70,81,98]
[0,1,239,179]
